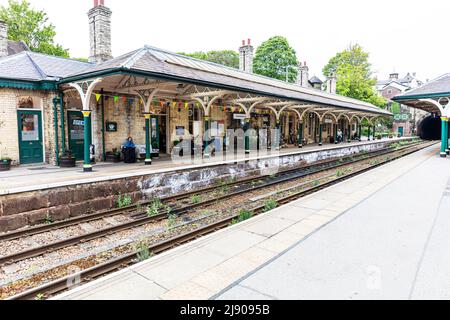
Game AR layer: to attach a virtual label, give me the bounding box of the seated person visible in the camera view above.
[122,136,137,163]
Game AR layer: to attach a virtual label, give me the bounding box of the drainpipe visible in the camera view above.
[318,123,323,146]
[244,118,250,154]
[334,123,338,144]
[52,96,60,166]
[59,92,66,155]
[101,88,106,161]
[144,113,152,165]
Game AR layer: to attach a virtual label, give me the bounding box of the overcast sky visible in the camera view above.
[0,0,448,82]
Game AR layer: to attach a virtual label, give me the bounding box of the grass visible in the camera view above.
[312,179,320,187]
[116,194,132,208]
[35,293,45,300]
[263,199,278,212]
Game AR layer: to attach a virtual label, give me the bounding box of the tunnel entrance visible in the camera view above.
[417,114,441,140]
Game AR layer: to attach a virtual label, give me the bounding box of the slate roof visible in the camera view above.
[0,51,92,82]
[309,76,323,84]
[7,40,29,55]
[64,45,390,116]
[393,74,450,100]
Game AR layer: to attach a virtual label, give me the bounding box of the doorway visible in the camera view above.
[67,111,84,161]
[17,110,44,164]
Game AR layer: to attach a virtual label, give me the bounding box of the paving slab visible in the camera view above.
[55,143,440,300]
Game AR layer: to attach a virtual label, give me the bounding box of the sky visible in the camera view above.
[0,0,448,82]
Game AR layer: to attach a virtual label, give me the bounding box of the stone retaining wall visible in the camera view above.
[0,140,404,232]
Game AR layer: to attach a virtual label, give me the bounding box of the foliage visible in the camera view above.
[178,50,239,69]
[191,195,201,204]
[336,169,346,177]
[263,199,278,212]
[167,214,178,228]
[35,293,45,300]
[146,198,163,217]
[0,0,69,57]
[44,213,53,225]
[116,194,132,208]
[253,36,298,83]
[322,44,386,108]
[232,209,253,225]
[135,241,152,262]
[390,102,401,114]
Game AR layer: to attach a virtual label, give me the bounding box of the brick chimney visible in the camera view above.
[326,74,337,94]
[88,0,112,64]
[297,61,309,87]
[239,38,254,73]
[0,20,8,58]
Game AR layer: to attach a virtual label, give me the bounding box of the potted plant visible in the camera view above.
[106,148,121,163]
[59,150,76,168]
[0,157,11,171]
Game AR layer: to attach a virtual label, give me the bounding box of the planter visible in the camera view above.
[106,152,121,163]
[0,159,11,171]
[59,157,76,168]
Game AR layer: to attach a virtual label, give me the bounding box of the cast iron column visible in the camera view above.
[82,110,92,172]
[144,113,152,165]
[298,122,303,148]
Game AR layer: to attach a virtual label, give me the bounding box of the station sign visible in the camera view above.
[394,114,411,121]
[233,114,247,120]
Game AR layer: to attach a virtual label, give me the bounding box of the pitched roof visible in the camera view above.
[64,45,390,116]
[309,76,323,84]
[7,40,29,55]
[0,51,92,82]
[393,73,450,100]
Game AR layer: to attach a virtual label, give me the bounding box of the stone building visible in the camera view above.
[0,0,390,170]
[376,72,426,136]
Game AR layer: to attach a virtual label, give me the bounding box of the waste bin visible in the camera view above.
[123,147,136,163]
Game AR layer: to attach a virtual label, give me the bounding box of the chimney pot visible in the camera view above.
[94,0,98,7]
[100,0,104,5]
[248,38,251,45]
[242,40,245,46]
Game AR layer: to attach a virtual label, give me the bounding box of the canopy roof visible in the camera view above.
[393,74,450,114]
[62,45,390,116]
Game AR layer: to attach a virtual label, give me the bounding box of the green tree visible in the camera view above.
[322,44,386,108]
[253,36,298,82]
[0,0,69,57]
[178,50,239,68]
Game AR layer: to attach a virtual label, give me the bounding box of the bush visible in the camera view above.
[264,199,278,212]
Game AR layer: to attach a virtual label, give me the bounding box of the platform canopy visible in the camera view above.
[59,45,391,121]
[393,73,450,116]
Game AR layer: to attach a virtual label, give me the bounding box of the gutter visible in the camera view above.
[393,92,450,101]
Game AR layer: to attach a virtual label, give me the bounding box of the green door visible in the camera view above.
[68,111,84,161]
[398,127,404,137]
[17,110,44,164]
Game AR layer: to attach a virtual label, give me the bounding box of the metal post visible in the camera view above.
[52,97,60,166]
[275,120,281,150]
[319,123,323,146]
[334,123,338,144]
[298,122,303,148]
[358,125,362,142]
[59,93,66,155]
[373,125,376,141]
[441,117,448,157]
[447,121,450,155]
[82,111,93,171]
[144,113,152,165]
[367,126,371,141]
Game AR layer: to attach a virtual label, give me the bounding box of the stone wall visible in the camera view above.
[0,139,405,233]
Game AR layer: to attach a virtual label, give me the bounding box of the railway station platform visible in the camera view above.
[55,142,446,300]
[0,137,407,195]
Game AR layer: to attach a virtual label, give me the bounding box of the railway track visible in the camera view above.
[2,140,435,300]
[0,141,420,265]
